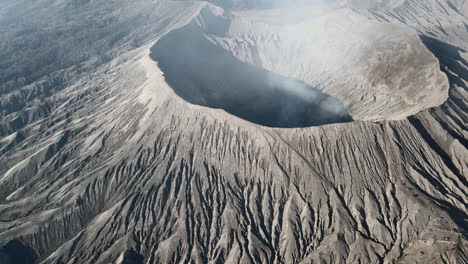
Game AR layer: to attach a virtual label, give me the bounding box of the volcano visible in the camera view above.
[0,0,467,263]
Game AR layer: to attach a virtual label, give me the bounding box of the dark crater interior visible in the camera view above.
[150,24,352,128]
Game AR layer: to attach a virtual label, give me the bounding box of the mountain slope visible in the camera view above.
[0,0,467,263]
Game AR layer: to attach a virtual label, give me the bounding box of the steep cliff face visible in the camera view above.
[0,0,466,264]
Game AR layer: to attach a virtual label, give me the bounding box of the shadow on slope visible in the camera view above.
[419,35,468,146]
[417,35,468,232]
[150,24,352,128]
[0,239,37,264]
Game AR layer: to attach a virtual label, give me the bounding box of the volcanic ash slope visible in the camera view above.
[0,1,467,264]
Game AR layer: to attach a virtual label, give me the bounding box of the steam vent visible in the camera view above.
[0,0,467,264]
